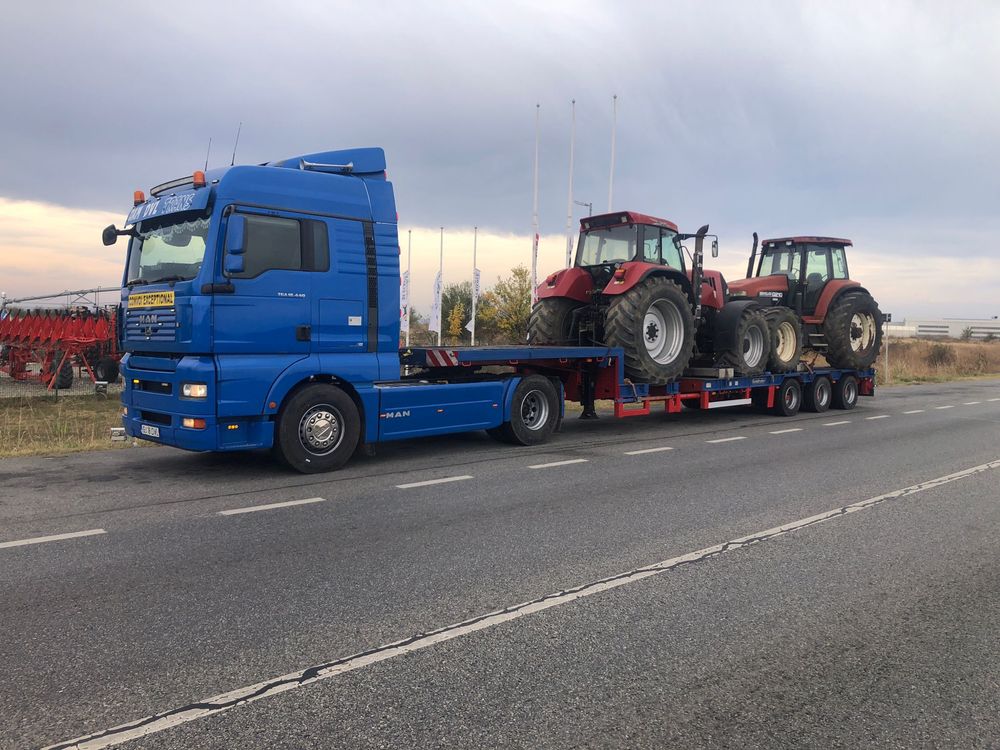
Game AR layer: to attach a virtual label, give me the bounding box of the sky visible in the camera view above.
[1,1,998,319]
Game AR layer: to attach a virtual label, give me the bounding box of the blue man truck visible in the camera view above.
[104,147,874,473]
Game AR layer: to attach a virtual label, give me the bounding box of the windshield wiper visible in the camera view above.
[125,278,148,288]
[149,275,190,284]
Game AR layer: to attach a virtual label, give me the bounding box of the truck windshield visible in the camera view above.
[577,224,637,266]
[126,216,209,285]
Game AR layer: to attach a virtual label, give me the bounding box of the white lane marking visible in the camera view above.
[528,459,588,469]
[46,457,1000,750]
[706,436,746,444]
[769,428,803,435]
[396,475,473,489]
[903,409,925,414]
[865,415,889,420]
[218,497,326,516]
[935,405,955,410]
[989,398,1000,402]
[823,420,850,426]
[624,446,674,456]
[963,402,981,405]
[0,528,106,550]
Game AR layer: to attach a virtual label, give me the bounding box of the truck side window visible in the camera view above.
[232,215,302,278]
[302,220,329,272]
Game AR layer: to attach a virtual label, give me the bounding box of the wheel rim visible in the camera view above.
[849,312,876,353]
[775,321,797,363]
[784,385,799,410]
[817,380,830,407]
[520,389,550,431]
[844,380,857,404]
[742,324,765,368]
[298,403,344,456]
[643,298,685,364]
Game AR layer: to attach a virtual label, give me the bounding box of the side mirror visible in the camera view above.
[225,214,246,255]
[224,254,245,275]
[102,224,119,246]
[711,239,719,258]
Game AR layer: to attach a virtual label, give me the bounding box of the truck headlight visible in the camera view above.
[182,382,208,398]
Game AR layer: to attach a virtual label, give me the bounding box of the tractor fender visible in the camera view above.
[804,280,866,323]
[601,265,694,304]
[712,299,763,353]
[536,267,592,303]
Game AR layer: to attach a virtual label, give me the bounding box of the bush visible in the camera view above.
[960,327,974,341]
[926,343,957,367]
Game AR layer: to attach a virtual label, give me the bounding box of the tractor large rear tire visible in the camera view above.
[714,306,771,376]
[528,298,583,345]
[823,292,883,369]
[604,277,695,385]
[763,307,802,373]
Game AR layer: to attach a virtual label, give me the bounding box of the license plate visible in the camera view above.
[140,424,160,438]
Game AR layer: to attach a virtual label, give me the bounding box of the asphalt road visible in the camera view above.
[2,379,999,749]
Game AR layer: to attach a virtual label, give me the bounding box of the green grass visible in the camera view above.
[0,395,131,458]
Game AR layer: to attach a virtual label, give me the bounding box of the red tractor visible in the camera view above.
[728,234,883,370]
[529,212,775,384]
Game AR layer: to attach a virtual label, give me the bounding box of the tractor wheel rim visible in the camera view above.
[850,312,876,352]
[643,298,684,364]
[521,389,549,430]
[298,404,344,455]
[742,324,765,368]
[775,321,797,362]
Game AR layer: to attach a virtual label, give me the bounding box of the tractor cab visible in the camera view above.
[730,236,853,316]
[574,212,684,288]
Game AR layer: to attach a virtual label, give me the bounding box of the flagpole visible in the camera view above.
[405,229,412,347]
[470,226,478,346]
[437,226,443,346]
[531,103,540,307]
[607,93,617,211]
[564,99,576,269]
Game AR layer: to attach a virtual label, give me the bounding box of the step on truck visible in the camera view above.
[104,147,875,473]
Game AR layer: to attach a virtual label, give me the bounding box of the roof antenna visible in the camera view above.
[204,137,212,171]
[230,122,242,166]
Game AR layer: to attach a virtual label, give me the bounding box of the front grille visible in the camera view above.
[139,410,171,426]
[138,380,172,394]
[125,308,177,342]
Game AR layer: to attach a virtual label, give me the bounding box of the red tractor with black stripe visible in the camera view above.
[529,212,777,384]
[728,234,883,370]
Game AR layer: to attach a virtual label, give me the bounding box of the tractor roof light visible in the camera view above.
[133,190,145,206]
[192,170,206,188]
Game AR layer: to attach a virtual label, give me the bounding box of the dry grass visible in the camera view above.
[874,338,1000,384]
[0,395,130,458]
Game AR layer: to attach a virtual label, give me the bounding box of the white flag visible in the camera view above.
[531,233,539,305]
[472,268,481,300]
[429,271,443,334]
[399,270,410,332]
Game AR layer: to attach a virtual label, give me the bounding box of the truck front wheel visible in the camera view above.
[276,384,360,473]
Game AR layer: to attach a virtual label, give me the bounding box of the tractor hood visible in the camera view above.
[728,275,789,297]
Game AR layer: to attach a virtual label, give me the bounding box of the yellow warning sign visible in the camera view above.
[128,291,175,309]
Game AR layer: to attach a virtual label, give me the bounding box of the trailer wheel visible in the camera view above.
[528,298,583,345]
[497,375,559,446]
[803,376,832,413]
[275,384,360,473]
[604,277,695,385]
[832,374,859,410]
[773,378,802,417]
[763,307,802,373]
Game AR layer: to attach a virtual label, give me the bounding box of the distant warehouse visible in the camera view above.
[886,318,1000,339]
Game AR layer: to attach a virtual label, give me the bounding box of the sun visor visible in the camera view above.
[126,188,212,226]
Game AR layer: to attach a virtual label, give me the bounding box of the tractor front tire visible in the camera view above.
[823,292,883,369]
[604,277,695,385]
[714,306,771,376]
[528,298,583,345]
[763,307,802,373]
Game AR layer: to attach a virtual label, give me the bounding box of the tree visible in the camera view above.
[441,282,473,345]
[446,300,466,343]
[488,265,532,343]
[960,326,974,341]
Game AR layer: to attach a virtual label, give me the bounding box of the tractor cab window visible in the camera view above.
[759,244,799,280]
[577,224,637,266]
[805,247,831,284]
[830,246,849,279]
[640,226,682,269]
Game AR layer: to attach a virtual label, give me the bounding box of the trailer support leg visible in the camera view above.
[579,372,598,420]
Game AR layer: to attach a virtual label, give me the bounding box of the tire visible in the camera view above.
[604,277,695,385]
[95,357,120,382]
[803,376,832,413]
[773,378,802,416]
[275,384,361,473]
[497,375,560,445]
[52,351,74,389]
[832,374,859,410]
[823,292,883,369]
[714,306,771,376]
[528,298,583,345]
[763,307,802,373]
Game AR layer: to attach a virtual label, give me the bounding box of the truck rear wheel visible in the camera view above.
[763,307,802,373]
[714,305,771,376]
[604,277,695,385]
[832,374,859,410]
[803,376,832,413]
[276,384,360,473]
[495,375,559,445]
[528,298,583,345]
[823,292,883,369]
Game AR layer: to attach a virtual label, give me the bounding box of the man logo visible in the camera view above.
[381,410,411,419]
